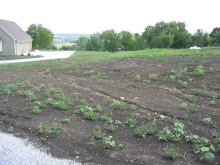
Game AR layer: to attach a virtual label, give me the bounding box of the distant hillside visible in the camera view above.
[53,33,91,44]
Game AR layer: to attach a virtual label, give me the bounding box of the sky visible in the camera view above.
[1,0,219,34]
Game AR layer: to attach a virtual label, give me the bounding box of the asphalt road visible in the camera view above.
[0,51,75,64]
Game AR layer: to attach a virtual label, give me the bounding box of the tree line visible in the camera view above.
[26,22,220,51]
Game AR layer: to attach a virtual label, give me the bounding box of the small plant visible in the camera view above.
[163,145,180,159]
[73,109,80,114]
[39,122,46,133]
[41,137,46,142]
[205,152,215,163]
[188,78,193,83]
[85,156,93,162]
[117,144,123,149]
[183,94,193,102]
[125,112,139,127]
[147,114,153,120]
[180,103,187,109]
[75,150,80,155]
[130,105,137,111]
[89,136,97,145]
[183,111,189,119]
[110,101,121,109]
[103,136,115,148]
[83,110,99,120]
[156,127,171,141]
[200,83,206,89]
[203,117,212,125]
[99,113,112,121]
[149,74,158,81]
[169,75,176,82]
[190,103,198,112]
[8,127,13,133]
[49,122,62,134]
[135,75,141,81]
[194,66,205,76]
[210,100,216,105]
[32,106,42,114]
[93,126,105,139]
[177,80,182,84]
[182,82,188,87]
[60,118,70,123]
[192,88,201,94]
[106,120,118,132]
[134,119,158,138]
[213,94,217,99]
[34,101,47,108]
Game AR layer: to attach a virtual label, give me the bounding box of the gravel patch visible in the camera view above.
[0,132,81,165]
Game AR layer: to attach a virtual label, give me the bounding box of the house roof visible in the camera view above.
[0,19,32,42]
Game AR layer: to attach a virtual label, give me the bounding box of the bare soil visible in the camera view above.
[0,54,220,165]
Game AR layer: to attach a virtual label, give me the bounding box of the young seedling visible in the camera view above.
[39,122,46,133]
[8,127,13,133]
[60,118,70,123]
[135,75,141,81]
[210,100,216,105]
[75,150,80,155]
[117,144,123,149]
[180,103,187,109]
[103,136,115,148]
[183,111,189,119]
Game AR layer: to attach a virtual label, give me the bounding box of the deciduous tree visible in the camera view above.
[26,24,54,49]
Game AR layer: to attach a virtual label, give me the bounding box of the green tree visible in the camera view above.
[214,31,220,44]
[26,24,54,49]
[173,32,192,49]
[192,29,208,47]
[119,31,134,51]
[142,25,156,48]
[85,33,103,51]
[100,30,119,52]
[142,21,191,49]
[152,34,173,48]
[74,36,88,51]
[134,33,145,50]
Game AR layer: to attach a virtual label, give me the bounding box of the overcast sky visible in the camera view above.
[1,0,219,34]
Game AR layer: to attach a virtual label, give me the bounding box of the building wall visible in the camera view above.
[0,27,15,55]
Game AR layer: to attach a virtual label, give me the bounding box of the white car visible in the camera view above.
[190,46,201,49]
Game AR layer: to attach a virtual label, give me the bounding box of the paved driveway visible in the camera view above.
[0,51,75,64]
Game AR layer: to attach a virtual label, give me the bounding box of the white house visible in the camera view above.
[0,19,32,55]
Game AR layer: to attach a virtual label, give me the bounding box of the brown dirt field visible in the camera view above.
[0,55,220,165]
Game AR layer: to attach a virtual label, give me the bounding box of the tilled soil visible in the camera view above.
[0,55,220,165]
